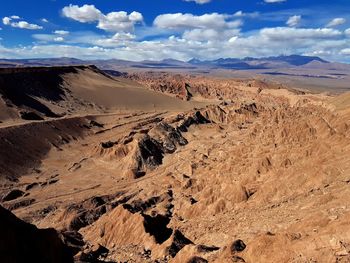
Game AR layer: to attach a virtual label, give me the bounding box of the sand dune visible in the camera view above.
[0,66,199,124]
[64,67,200,111]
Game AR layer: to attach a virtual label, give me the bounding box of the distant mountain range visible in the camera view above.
[188,55,329,69]
[0,55,349,72]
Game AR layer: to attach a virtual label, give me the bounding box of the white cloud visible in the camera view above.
[326,18,346,27]
[286,15,301,27]
[41,18,49,23]
[129,12,143,22]
[53,37,64,42]
[33,34,60,42]
[183,28,240,41]
[233,11,259,18]
[260,27,342,40]
[2,10,350,63]
[2,17,11,25]
[62,4,101,23]
[154,13,241,30]
[306,50,332,56]
[12,21,42,30]
[345,28,350,36]
[2,16,43,30]
[13,23,346,63]
[153,13,242,43]
[62,4,143,33]
[54,30,69,35]
[340,48,350,55]
[94,33,136,47]
[97,11,143,32]
[184,0,212,4]
[32,30,137,48]
[1,27,349,63]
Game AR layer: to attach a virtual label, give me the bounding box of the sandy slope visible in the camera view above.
[0,66,202,124]
[0,67,350,263]
[331,92,350,111]
[64,68,203,111]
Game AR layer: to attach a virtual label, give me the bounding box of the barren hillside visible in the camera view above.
[0,66,349,262]
[0,66,197,124]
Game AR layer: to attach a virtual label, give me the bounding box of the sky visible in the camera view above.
[1,0,350,62]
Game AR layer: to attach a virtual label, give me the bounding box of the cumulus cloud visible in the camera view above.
[2,17,11,25]
[2,16,43,30]
[97,11,143,32]
[286,15,301,27]
[2,9,350,63]
[154,13,241,30]
[62,4,101,23]
[326,18,346,27]
[260,27,342,40]
[14,11,345,62]
[1,26,349,62]
[94,33,136,47]
[153,13,242,43]
[22,24,347,62]
[62,4,143,33]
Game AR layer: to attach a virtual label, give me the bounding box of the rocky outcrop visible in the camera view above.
[126,72,284,102]
[95,120,190,178]
[1,189,25,201]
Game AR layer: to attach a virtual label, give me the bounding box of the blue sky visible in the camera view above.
[1,0,350,61]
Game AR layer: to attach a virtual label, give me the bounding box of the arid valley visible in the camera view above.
[2,1,350,262]
[0,61,350,262]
